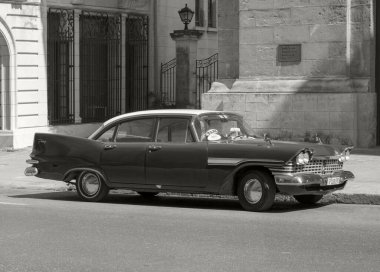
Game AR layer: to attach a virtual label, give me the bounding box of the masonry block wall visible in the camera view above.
[203,0,377,147]
[0,1,49,148]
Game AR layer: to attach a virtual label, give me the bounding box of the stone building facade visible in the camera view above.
[0,0,218,148]
[203,0,378,147]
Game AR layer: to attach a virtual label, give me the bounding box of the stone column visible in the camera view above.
[170,30,202,108]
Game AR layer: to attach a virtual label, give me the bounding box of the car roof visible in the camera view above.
[103,109,226,126]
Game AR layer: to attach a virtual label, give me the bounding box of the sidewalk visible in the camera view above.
[1,146,380,205]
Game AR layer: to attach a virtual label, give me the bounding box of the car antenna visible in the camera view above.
[314,133,323,144]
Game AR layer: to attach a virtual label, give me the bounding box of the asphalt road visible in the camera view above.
[0,189,379,272]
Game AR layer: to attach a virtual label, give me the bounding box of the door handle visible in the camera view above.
[104,144,116,150]
[148,145,162,152]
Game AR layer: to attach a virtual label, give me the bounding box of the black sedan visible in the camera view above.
[25,109,354,211]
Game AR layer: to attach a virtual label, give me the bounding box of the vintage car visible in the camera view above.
[25,109,354,212]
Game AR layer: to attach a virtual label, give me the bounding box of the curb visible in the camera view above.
[324,193,380,205]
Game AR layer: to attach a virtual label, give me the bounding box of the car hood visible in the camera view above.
[207,138,350,164]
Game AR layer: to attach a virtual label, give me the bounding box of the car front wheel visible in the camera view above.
[76,171,109,202]
[237,170,276,212]
[294,194,323,204]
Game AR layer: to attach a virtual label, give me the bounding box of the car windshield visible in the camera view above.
[195,113,256,141]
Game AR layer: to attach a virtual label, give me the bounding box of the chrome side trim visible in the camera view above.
[208,157,284,166]
[208,158,242,166]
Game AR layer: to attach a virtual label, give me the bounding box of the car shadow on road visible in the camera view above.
[10,190,330,213]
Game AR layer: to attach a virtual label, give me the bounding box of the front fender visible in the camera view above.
[217,161,282,195]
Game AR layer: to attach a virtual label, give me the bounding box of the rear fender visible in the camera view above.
[31,133,104,181]
[63,168,110,186]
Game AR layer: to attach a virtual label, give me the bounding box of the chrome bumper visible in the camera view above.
[274,170,354,195]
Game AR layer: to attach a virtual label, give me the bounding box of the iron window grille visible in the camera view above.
[125,14,149,112]
[47,8,75,125]
[80,10,122,123]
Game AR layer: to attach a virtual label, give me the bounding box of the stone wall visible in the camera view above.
[238,0,373,78]
[205,0,377,147]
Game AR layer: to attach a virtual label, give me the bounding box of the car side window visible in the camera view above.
[156,118,194,143]
[96,126,116,142]
[115,118,155,143]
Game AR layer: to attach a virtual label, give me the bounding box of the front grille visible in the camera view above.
[293,159,343,175]
[270,159,343,175]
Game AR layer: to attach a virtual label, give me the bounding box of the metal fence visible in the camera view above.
[125,15,149,112]
[160,58,176,107]
[196,53,218,108]
[80,11,122,123]
[47,8,75,125]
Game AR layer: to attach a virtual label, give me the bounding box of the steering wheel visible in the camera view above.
[230,134,245,140]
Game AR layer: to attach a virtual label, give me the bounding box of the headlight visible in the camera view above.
[339,149,351,162]
[345,150,350,161]
[296,152,310,165]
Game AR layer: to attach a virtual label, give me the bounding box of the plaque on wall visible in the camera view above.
[118,0,149,10]
[278,44,301,62]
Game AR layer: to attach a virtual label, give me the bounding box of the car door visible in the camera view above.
[146,117,208,189]
[98,118,155,185]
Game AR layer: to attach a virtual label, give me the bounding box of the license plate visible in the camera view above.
[327,177,341,185]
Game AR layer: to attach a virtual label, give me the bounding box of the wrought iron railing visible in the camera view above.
[125,15,149,112]
[160,58,176,107]
[80,11,122,123]
[196,53,218,108]
[47,8,75,125]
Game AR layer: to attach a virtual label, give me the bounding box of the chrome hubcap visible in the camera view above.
[82,173,100,196]
[244,178,263,204]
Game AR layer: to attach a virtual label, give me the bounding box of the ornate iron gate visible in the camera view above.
[47,8,75,125]
[125,15,149,112]
[160,58,176,107]
[196,53,218,108]
[80,11,122,123]
[377,1,380,145]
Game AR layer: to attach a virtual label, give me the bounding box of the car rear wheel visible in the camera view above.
[137,192,158,198]
[237,171,276,212]
[76,171,109,202]
[294,194,323,204]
